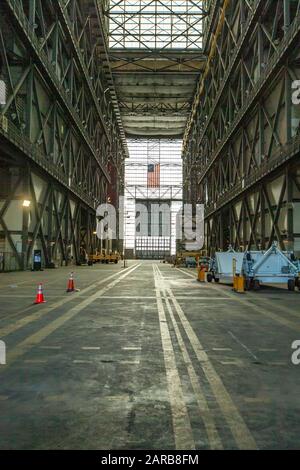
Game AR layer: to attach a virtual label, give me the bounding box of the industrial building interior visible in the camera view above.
[0,0,300,452]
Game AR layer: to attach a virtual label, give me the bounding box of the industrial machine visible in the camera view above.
[175,251,198,267]
[88,250,120,265]
[108,252,121,264]
[185,256,197,268]
[243,242,300,291]
[207,246,244,284]
[175,250,209,268]
[88,250,106,265]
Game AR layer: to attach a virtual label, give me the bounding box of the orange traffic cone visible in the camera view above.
[34,283,46,304]
[66,272,75,293]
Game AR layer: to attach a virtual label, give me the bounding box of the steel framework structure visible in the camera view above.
[183,0,300,255]
[0,0,127,270]
[102,1,207,136]
[106,0,206,50]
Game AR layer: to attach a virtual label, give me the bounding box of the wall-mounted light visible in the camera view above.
[23,200,31,207]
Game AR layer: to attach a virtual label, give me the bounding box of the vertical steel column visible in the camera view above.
[260,184,266,250]
[21,164,30,270]
[258,22,264,163]
[242,200,247,250]
[28,0,36,27]
[286,165,294,250]
[284,0,291,33]
[47,184,54,266]
[219,212,224,249]
[285,66,292,142]
[65,196,70,265]
[26,65,34,141]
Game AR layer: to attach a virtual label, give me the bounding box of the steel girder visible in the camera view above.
[202,0,220,53]
[0,163,101,271]
[105,1,207,51]
[102,1,207,137]
[0,0,125,269]
[183,0,300,254]
[205,165,300,253]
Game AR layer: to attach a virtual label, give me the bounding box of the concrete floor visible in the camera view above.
[0,260,300,450]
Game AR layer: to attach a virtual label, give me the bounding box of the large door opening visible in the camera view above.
[124,139,182,259]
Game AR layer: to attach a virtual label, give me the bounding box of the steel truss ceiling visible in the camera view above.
[103,1,207,137]
[107,0,206,50]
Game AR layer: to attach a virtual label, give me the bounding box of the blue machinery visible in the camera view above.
[207,246,244,284]
[207,243,300,291]
[243,243,300,291]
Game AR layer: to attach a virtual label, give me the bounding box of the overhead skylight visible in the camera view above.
[106,0,206,50]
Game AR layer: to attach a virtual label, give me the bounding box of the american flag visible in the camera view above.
[147,163,160,188]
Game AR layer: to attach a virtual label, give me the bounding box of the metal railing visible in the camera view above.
[0,116,98,210]
[5,0,110,182]
[202,0,219,52]
[56,0,111,144]
[188,0,263,152]
[205,133,300,216]
[199,11,300,184]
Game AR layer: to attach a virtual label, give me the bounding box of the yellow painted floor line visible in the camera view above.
[158,266,257,450]
[0,268,137,322]
[0,263,139,339]
[251,297,300,320]
[164,296,223,450]
[153,265,195,451]
[0,264,141,372]
[176,268,200,279]
[176,267,300,333]
[219,291,300,333]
